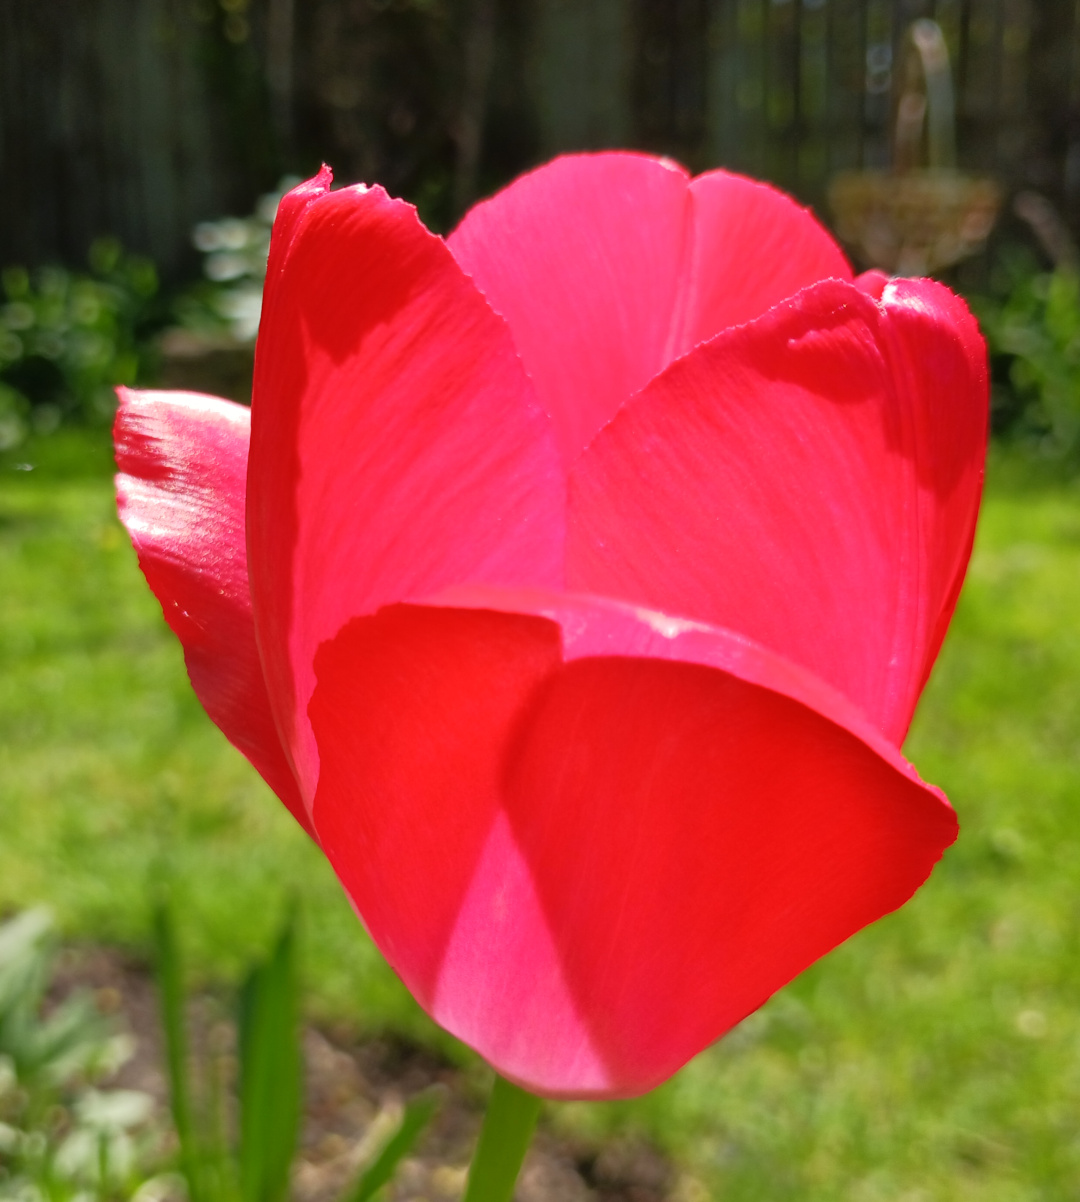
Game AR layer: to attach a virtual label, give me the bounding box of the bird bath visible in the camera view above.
[828,19,1000,276]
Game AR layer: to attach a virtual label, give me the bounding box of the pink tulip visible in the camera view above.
[115,153,987,1099]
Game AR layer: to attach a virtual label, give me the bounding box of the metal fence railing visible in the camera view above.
[2,0,1077,275]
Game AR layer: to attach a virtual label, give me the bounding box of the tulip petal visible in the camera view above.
[448,153,690,462]
[673,169,852,353]
[876,277,989,703]
[308,588,957,1098]
[855,268,890,299]
[308,603,565,1010]
[448,154,850,460]
[113,389,309,835]
[247,172,565,803]
[568,277,987,744]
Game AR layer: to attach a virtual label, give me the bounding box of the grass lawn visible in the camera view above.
[2,429,1079,1199]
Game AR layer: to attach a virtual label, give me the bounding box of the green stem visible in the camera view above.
[462,1075,542,1202]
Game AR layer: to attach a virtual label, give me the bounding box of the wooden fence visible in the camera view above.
[1,0,1078,277]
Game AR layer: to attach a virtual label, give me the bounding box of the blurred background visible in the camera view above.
[2,2,1080,1200]
[2,0,1077,267]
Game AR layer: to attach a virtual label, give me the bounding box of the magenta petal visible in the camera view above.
[875,276,989,701]
[568,278,987,743]
[309,587,956,1098]
[855,268,890,299]
[448,153,690,461]
[448,155,852,460]
[247,174,565,801]
[673,169,852,353]
[113,389,309,835]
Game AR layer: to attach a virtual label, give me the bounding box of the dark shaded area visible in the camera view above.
[2,0,1077,278]
[0,0,273,280]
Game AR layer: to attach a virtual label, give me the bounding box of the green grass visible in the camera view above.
[0,430,426,1039]
[3,430,1080,1199]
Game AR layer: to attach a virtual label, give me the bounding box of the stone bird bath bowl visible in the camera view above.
[828,19,1000,276]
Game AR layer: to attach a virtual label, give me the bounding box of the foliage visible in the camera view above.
[0,890,439,1202]
[150,902,300,1202]
[0,243,160,450]
[0,176,293,448]
[0,909,160,1202]
[3,431,1080,1197]
[343,1090,442,1202]
[151,902,438,1202]
[172,180,298,348]
[973,249,1080,462]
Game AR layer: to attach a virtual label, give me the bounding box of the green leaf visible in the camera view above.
[151,897,203,1202]
[237,909,302,1202]
[343,1088,442,1202]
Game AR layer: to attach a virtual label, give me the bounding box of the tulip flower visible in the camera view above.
[115,155,985,1125]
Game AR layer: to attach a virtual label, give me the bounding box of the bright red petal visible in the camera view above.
[247,173,565,801]
[309,588,957,1098]
[309,604,564,1011]
[113,389,309,836]
[672,170,852,353]
[264,164,334,280]
[855,268,890,299]
[448,154,850,461]
[448,153,690,462]
[568,278,987,744]
[876,277,989,704]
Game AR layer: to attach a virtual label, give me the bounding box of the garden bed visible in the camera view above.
[49,944,674,1202]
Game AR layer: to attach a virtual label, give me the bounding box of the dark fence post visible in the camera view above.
[0,0,272,278]
[533,0,632,153]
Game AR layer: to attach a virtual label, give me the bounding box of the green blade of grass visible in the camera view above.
[237,910,302,1202]
[202,1044,239,1202]
[343,1088,442,1202]
[151,898,202,1202]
